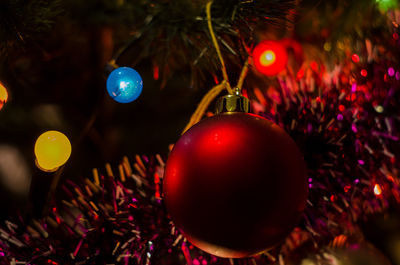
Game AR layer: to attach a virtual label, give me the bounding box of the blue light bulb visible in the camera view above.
[106,67,143,103]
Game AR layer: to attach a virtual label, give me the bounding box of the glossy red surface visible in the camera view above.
[164,113,308,258]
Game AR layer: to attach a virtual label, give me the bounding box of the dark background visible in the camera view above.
[0,0,399,263]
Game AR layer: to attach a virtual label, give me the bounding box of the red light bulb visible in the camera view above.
[253,40,288,76]
[259,50,276,66]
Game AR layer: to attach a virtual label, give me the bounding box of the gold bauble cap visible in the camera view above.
[215,88,250,114]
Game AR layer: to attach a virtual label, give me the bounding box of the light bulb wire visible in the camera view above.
[42,165,65,216]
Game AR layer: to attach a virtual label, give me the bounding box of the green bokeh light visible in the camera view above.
[376,0,398,11]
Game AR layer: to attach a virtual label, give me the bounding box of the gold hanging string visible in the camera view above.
[236,59,249,92]
[181,58,249,135]
[180,2,251,134]
[206,1,233,95]
[181,81,227,134]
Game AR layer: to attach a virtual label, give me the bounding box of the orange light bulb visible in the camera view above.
[0,82,8,110]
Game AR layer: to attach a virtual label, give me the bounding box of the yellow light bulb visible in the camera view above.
[0,82,8,110]
[259,50,276,67]
[34,131,72,172]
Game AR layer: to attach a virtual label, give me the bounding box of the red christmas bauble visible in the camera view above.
[252,40,288,76]
[163,112,308,258]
